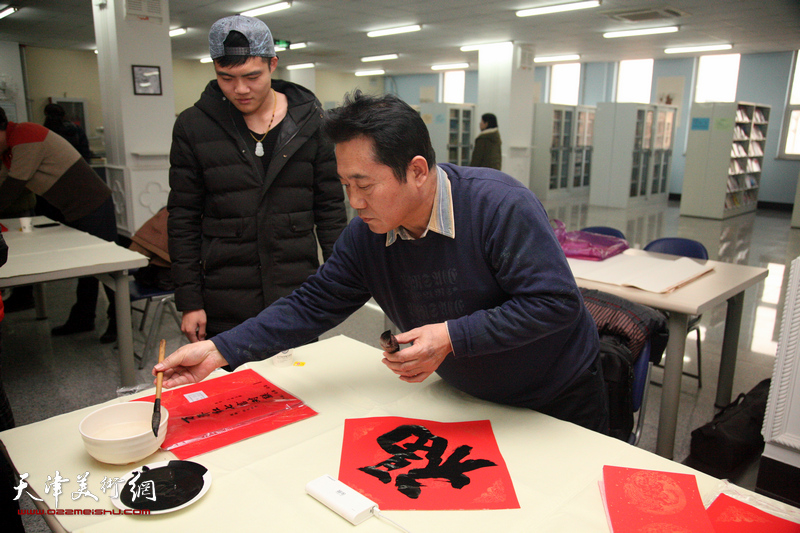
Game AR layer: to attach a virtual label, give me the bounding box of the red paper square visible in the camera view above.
[707,493,800,532]
[601,465,715,532]
[338,417,519,510]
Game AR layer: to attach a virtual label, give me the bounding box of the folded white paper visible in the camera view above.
[568,254,714,294]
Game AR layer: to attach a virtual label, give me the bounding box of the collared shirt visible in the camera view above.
[386,165,456,246]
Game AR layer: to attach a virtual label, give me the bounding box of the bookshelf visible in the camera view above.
[529,104,595,200]
[590,103,676,208]
[419,103,476,167]
[680,102,770,219]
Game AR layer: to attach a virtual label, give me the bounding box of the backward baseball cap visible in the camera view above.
[209,15,275,59]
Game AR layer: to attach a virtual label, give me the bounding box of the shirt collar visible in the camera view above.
[386,165,456,246]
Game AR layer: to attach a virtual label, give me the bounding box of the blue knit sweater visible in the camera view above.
[213,163,599,409]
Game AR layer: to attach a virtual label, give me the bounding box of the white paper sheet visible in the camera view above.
[568,254,715,293]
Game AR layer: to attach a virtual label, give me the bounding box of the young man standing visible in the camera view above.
[168,15,347,341]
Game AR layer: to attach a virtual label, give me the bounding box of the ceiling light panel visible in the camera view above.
[604,26,679,38]
[242,2,292,17]
[664,44,733,54]
[534,54,581,63]
[431,63,469,70]
[367,25,421,38]
[517,1,600,17]
[361,54,399,62]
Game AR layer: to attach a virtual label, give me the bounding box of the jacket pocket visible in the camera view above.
[200,217,246,271]
[201,217,244,238]
[273,210,314,238]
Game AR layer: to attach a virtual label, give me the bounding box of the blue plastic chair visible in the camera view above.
[644,237,709,387]
[580,226,626,240]
[129,279,181,369]
[643,237,708,261]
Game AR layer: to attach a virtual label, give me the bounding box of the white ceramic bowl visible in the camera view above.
[79,402,168,465]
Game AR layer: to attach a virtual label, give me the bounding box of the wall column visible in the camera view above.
[477,43,537,188]
[92,0,175,235]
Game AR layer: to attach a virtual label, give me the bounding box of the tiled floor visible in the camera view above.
[3,199,798,531]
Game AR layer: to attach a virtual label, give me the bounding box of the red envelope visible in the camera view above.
[135,369,316,459]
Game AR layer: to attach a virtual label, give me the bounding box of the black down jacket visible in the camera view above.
[168,79,347,334]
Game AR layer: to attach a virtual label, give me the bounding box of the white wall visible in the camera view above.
[173,59,215,116]
[0,41,29,122]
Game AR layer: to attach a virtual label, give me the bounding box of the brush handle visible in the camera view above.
[155,339,166,400]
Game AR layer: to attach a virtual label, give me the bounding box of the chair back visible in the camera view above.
[644,237,708,260]
[580,226,626,240]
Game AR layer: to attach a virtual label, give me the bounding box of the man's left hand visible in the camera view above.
[381,323,452,383]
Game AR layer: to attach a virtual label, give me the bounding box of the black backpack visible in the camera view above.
[580,289,669,442]
[598,334,636,441]
[687,378,770,477]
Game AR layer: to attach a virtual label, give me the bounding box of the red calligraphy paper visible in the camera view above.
[601,465,715,532]
[706,493,800,532]
[135,369,316,459]
[338,417,519,510]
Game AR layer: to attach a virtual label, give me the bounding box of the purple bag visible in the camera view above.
[551,219,629,261]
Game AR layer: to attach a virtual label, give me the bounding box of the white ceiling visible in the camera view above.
[0,0,799,75]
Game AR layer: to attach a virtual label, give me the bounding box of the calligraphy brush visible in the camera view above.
[151,339,166,438]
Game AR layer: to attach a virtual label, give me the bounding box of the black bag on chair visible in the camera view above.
[688,378,770,475]
[598,334,636,441]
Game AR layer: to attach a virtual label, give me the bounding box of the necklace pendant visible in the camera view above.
[255,141,264,157]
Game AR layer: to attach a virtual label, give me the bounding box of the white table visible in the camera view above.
[4,335,798,533]
[568,249,769,459]
[0,217,148,387]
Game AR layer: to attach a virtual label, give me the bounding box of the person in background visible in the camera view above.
[43,103,92,161]
[168,15,347,342]
[0,106,118,343]
[155,91,609,435]
[3,104,95,315]
[469,113,502,170]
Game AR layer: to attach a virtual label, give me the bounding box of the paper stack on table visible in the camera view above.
[600,466,800,532]
[568,254,714,293]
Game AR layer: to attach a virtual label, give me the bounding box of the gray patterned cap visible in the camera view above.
[208,15,275,59]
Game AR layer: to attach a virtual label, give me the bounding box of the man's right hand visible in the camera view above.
[153,340,228,388]
[181,309,207,342]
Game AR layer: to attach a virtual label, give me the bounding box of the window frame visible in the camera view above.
[694,53,741,104]
[778,51,800,160]
[549,62,581,106]
[616,58,654,104]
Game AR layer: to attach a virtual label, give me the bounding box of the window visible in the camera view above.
[694,53,740,103]
[549,62,581,105]
[443,70,465,104]
[780,51,800,159]
[616,59,653,103]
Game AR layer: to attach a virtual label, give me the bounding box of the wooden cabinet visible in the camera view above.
[419,103,475,166]
[529,104,595,200]
[680,102,770,219]
[590,103,676,208]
